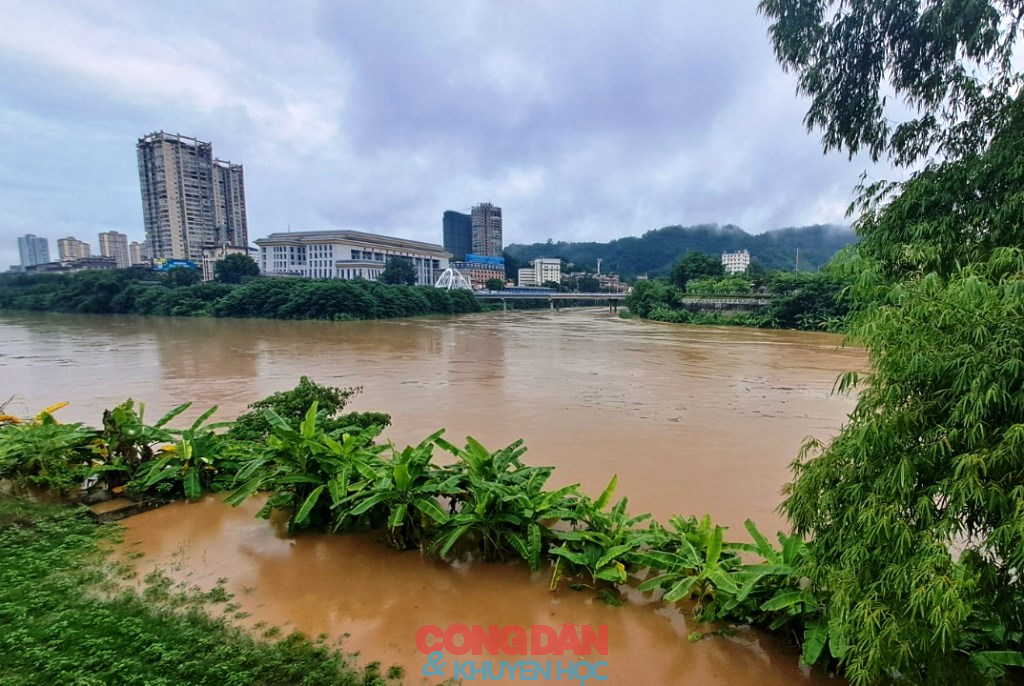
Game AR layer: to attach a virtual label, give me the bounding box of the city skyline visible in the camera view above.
[0,3,903,271]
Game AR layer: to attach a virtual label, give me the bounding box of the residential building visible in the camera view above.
[518,257,561,287]
[17,234,50,267]
[136,131,249,263]
[451,254,506,289]
[57,237,91,261]
[201,244,257,282]
[98,231,130,268]
[442,210,472,261]
[721,249,751,274]
[213,159,248,246]
[471,202,502,257]
[129,241,147,266]
[255,230,450,286]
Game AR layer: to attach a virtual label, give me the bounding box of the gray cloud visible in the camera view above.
[0,0,894,269]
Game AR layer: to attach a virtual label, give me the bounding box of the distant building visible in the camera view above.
[26,256,117,274]
[137,131,249,263]
[201,244,256,282]
[471,202,502,257]
[451,254,506,289]
[17,234,50,267]
[255,229,450,286]
[129,241,147,266]
[721,249,750,274]
[442,210,473,261]
[57,237,91,261]
[213,159,248,247]
[518,257,561,287]
[98,231,130,268]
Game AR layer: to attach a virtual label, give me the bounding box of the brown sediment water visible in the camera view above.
[1,309,864,683]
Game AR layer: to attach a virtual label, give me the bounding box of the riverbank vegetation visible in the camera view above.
[0,496,400,685]
[625,269,849,332]
[4,365,1022,683]
[0,270,480,320]
[756,0,1024,683]
[0,380,840,675]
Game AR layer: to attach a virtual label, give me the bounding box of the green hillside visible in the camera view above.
[504,223,856,278]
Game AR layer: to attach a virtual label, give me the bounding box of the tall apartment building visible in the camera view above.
[58,237,91,261]
[136,131,249,263]
[213,160,248,246]
[17,234,50,267]
[442,210,472,261]
[129,241,146,265]
[98,231,130,268]
[471,202,502,257]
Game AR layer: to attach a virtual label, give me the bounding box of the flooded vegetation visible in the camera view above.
[1,309,862,683]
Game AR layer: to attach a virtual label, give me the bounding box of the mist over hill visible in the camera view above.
[504,224,857,277]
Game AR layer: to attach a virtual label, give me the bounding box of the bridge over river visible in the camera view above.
[473,289,628,311]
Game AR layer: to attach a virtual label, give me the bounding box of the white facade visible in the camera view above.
[518,257,561,287]
[202,244,257,282]
[255,230,450,286]
[721,249,751,274]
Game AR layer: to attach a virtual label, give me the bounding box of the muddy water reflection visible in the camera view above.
[2,310,862,682]
[123,496,830,685]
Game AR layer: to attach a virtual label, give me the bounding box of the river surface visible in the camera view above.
[1,309,863,684]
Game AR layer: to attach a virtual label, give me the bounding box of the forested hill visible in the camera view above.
[504,223,856,277]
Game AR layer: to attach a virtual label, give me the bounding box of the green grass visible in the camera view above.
[0,496,401,686]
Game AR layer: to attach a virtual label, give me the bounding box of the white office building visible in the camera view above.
[518,257,561,287]
[255,230,450,286]
[721,249,751,274]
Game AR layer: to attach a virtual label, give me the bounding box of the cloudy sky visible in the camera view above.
[0,1,900,270]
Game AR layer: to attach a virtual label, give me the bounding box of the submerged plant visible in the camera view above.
[432,436,579,569]
[549,475,656,604]
[226,402,387,531]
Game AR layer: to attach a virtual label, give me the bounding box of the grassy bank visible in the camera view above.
[0,496,399,686]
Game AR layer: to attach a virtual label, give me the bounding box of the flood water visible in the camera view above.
[1,309,863,683]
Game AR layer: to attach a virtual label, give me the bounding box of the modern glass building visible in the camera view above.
[17,234,50,267]
[442,210,472,261]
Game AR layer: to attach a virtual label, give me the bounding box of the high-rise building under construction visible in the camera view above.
[136,131,248,262]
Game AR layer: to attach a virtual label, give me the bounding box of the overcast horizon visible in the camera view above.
[0,1,903,270]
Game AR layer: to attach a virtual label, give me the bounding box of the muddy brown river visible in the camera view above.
[1,309,863,684]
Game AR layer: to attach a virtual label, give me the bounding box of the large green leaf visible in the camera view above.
[412,497,448,524]
[154,402,191,428]
[663,576,701,603]
[387,502,408,530]
[801,619,828,666]
[183,468,201,501]
[294,484,325,526]
[594,474,618,510]
[760,590,805,612]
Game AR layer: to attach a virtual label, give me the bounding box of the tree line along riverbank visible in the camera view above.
[0,269,480,321]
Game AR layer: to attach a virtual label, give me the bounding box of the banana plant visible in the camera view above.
[92,399,193,488]
[225,401,386,531]
[548,475,657,604]
[131,405,234,500]
[432,436,580,569]
[335,430,457,550]
[636,514,743,620]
